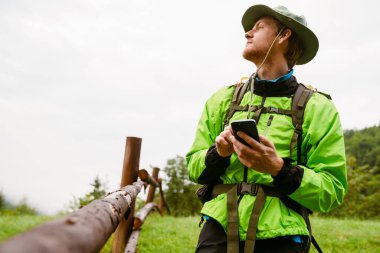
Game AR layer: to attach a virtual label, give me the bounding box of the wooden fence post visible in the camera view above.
[112,137,142,253]
[157,178,171,215]
[158,178,164,213]
[146,167,159,203]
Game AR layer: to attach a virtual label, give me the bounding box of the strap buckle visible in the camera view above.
[294,124,302,132]
[267,106,279,113]
[238,182,259,196]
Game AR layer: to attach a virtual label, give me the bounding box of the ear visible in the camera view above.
[278,28,292,44]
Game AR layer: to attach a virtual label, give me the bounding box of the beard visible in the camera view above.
[242,45,268,64]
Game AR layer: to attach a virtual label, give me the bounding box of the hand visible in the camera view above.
[215,126,234,157]
[229,132,284,176]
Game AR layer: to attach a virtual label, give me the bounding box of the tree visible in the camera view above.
[68,176,108,211]
[13,197,37,215]
[344,125,380,168]
[321,125,380,219]
[0,193,37,215]
[163,155,202,216]
[0,191,5,211]
[325,155,380,219]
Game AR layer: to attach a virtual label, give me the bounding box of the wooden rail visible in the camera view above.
[134,202,160,229]
[0,181,144,253]
[124,230,140,253]
[138,169,159,187]
[0,136,169,253]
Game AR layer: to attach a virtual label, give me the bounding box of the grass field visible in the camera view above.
[1,214,380,252]
[0,214,56,241]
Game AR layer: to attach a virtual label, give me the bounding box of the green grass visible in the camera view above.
[137,215,199,253]
[0,214,56,242]
[1,214,380,252]
[309,217,380,253]
[99,215,199,253]
[103,215,380,253]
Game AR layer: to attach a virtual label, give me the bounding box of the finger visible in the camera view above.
[220,130,234,140]
[237,131,261,149]
[228,134,235,142]
[232,138,256,158]
[230,135,244,151]
[230,135,247,150]
[219,138,231,147]
[224,126,234,137]
[219,131,229,139]
[216,136,231,147]
[236,145,260,162]
[225,130,234,140]
[226,126,233,135]
[259,135,276,149]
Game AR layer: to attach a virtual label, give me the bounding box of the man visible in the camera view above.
[186,4,347,253]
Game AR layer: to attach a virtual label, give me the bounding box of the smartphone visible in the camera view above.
[231,119,260,146]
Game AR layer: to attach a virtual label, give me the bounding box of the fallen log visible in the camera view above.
[124,229,140,253]
[0,181,145,253]
[133,202,159,229]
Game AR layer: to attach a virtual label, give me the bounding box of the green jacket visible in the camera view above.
[186,78,347,240]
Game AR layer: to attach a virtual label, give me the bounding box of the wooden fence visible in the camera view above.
[0,137,169,253]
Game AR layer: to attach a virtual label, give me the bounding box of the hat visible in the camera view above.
[242,5,318,65]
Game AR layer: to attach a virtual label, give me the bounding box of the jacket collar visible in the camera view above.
[253,75,299,97]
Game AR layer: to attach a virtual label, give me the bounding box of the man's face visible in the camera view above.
[242,16,280,63]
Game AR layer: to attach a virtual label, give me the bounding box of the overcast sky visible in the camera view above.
[1,0,379,215]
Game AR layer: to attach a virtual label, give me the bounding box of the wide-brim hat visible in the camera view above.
[242,5,319,65]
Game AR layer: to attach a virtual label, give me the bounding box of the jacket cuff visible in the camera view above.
[197,144,230,184]
[272,158,304,195]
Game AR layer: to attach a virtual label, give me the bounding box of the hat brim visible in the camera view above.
[242,5,318,65]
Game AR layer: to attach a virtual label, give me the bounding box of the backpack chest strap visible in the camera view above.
[228,105,295,117]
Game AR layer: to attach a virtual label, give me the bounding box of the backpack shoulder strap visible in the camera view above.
[290,83,333,164]
[317,90,332,100]
[305,83,332,100]
[223,79,250,127]
[290,83,315,164]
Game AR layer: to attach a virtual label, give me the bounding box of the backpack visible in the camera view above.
[221,78,330,252]
[224,78,331,164]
